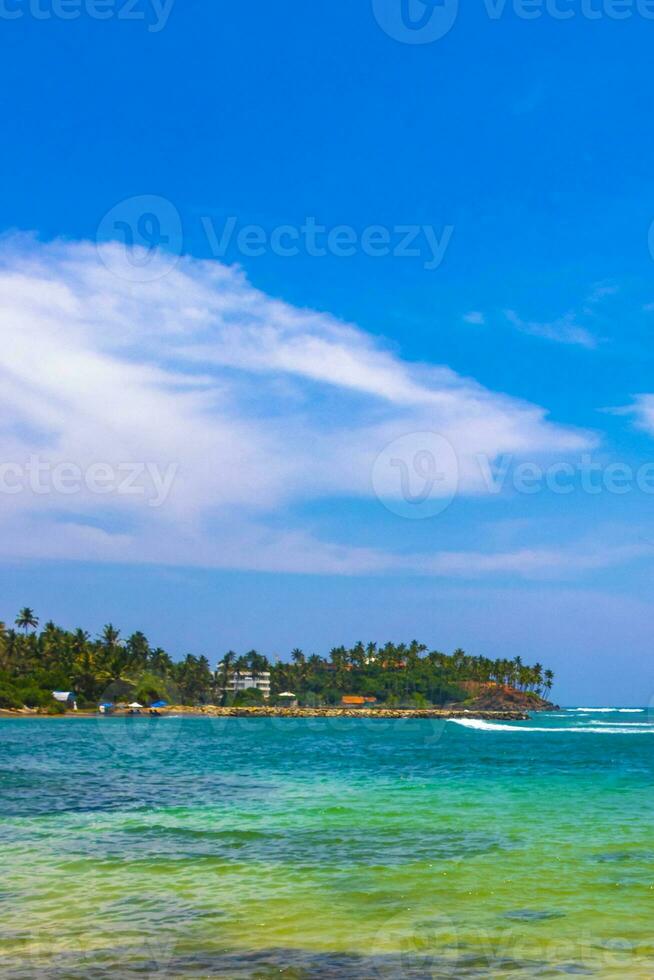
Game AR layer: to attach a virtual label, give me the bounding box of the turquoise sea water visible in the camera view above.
[1,709,654,978]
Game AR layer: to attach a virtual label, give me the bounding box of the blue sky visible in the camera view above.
[1,1,654,704]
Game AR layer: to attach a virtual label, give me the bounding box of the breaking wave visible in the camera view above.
[567,708,644,713]
[448,718,654,734]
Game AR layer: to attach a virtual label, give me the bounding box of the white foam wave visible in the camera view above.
[567,708,644,713]
[594,720,652,727]
[449,718,654,734]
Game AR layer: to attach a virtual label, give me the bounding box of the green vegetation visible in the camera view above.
[0,610,213,710]
[265,643,553,707]
[0,611,554,711]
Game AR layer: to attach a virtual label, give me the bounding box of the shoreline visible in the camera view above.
[0,706,529,720]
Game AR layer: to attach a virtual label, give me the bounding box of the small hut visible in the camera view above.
[341,696,366,708]
[277,691,298,708]
[52,691,77,711]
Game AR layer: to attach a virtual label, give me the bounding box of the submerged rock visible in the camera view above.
[502,909,565,922]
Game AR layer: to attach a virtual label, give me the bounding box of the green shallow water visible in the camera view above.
[1,710,654,978]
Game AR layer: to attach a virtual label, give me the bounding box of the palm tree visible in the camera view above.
[72,628,90,652]
[406,640,425,672]
[101,624,120,649]
[350,642,366,670]
[150,647,173,674]
[363,642,378,667]
[126,631,150,670]
[99,624,129,681]
[291,648,307,686]
[234,654,250,692]
[216,650,236,704]
[451,648,466,677]
[245,650,257,684]
[0,621,8,671]
[15,607,38,635]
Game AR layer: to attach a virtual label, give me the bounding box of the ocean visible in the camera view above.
[1,708,653,978]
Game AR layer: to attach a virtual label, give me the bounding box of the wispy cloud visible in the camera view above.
[504,282,617,349]
[413,542,650,580]
[0,235,597,575]
[619,393,654,436]
[504,310,597,348]
[462,311,485,325]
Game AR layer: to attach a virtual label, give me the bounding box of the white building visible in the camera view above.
[216,666,271,699]
[52,691,77,710]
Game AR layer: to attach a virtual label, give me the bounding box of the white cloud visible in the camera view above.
[504,309,597,349]
[412,542,650,579]
[462,311,485,325]
[621,394,654,436]
[503,283,618,349]
[0,235,598,575]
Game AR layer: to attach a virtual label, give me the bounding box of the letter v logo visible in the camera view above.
[372,0,459,44]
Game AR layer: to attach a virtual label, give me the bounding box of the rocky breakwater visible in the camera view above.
[170,706,529,720]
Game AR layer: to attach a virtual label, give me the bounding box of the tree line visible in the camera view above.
[0,608,553,711]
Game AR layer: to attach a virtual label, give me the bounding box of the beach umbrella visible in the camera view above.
[150,700,168,708]
[128,702,143,708]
